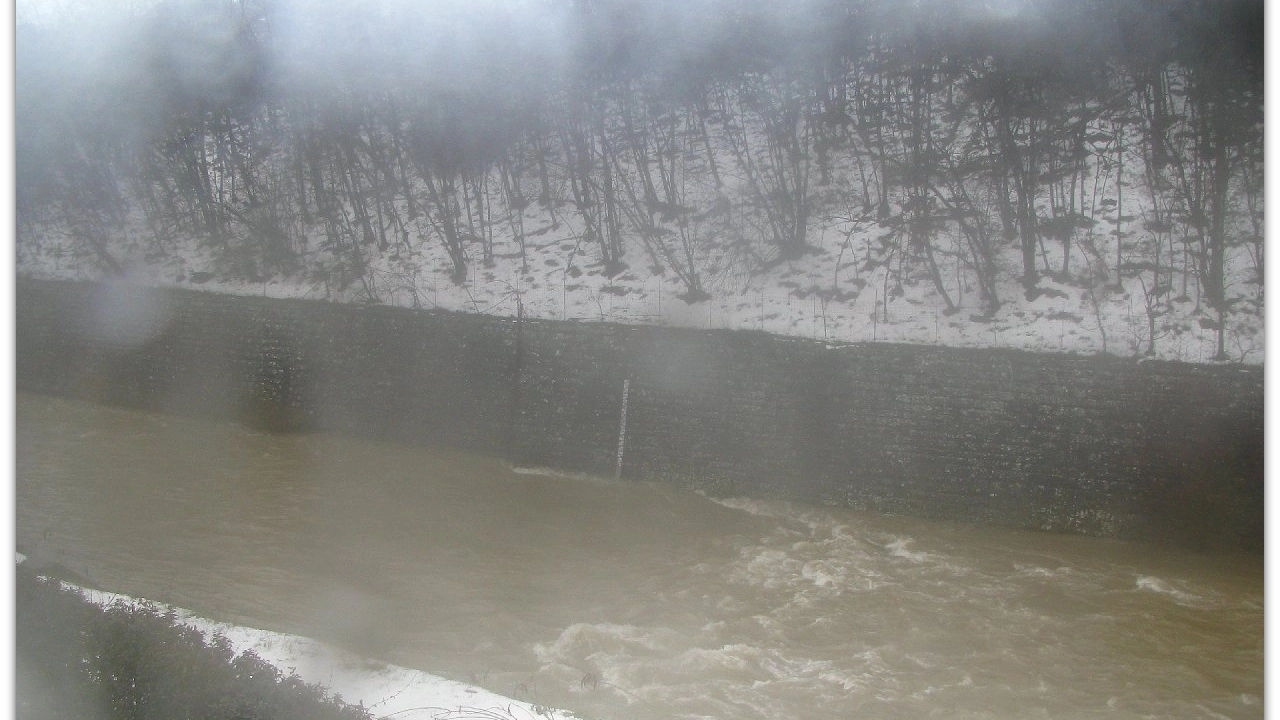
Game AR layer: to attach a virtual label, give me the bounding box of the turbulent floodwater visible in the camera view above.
[16,393,1263,720]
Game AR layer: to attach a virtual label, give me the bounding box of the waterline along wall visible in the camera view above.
[16,278,1263,551]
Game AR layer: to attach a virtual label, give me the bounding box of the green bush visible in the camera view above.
[15,567,372,720]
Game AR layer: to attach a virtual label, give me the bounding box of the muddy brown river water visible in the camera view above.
[16,393,1263,719]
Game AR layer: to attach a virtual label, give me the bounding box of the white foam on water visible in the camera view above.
[506,465,621,488]
[1135,575,1202,606]
[1013,563,1076,579]
[710,498,909,604]
[799,561,839,588]
[816,647,901,694]
[703,494,793,519]
[731,547,803,590]
[884,536,931,562]
[535,622,640,658]
[671,644,756,676]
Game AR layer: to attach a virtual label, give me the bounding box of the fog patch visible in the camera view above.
[88,282,172,347]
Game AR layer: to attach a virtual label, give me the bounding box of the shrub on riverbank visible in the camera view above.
[15,566,372,720]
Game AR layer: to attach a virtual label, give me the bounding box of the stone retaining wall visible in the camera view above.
[16,278,1263,551]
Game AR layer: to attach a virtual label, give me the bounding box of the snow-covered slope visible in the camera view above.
[18,201,1262,365]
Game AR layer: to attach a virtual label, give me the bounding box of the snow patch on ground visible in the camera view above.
[18,555,591,720]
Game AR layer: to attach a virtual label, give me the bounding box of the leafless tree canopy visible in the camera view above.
[16,0,1262,359]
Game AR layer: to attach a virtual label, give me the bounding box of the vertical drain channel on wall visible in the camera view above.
[615,378,630,480]
[505,299,525,465]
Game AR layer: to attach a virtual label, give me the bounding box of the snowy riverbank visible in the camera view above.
[16,553,591,720]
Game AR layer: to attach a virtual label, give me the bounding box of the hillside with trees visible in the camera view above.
[16,0,1264,362]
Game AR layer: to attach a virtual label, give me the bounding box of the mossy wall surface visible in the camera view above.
[17,278,1263,550]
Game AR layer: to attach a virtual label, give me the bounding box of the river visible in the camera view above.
[15,393,1263,720]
